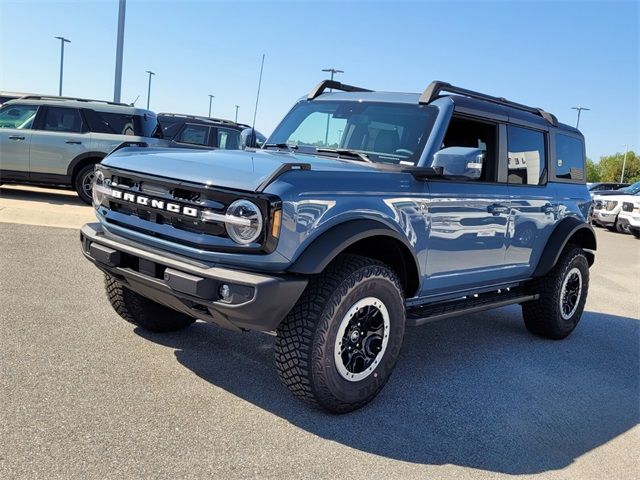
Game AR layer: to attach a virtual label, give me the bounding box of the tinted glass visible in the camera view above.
[0,104,38,129]
[555,134,584,180]
[177,124,209,145]
[507,125,546,185]
[269,101,438,164]
[216,127,241,149]
[43,107,84,133]
[85,110,162,138]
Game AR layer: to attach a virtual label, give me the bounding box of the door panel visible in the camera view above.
[0,128,32,174]
[29,130,90,175]
[425,181,512,294]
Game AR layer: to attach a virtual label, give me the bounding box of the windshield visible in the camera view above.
[268,101,438,164]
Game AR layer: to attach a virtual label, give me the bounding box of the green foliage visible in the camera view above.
[597,150,639,183]
[586,158,600,182]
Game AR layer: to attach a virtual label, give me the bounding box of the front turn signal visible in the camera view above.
[271,209,282,238]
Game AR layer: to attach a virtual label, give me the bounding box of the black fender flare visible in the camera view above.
[533,217,597,277]
[66,151,106,179]
[288,219,421,277]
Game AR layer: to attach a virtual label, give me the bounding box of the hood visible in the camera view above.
[101,147,381,192]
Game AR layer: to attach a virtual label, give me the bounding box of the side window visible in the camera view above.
[507,125,546,185]
[84,110,135,135]
[216,127,241,150]
[555,133,585,180]
[440,116,498,181]
[43,107,84,133]
[0,104,38,129]
[177,124,209,146]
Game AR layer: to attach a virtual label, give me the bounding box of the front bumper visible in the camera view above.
[80,223,307,332]
[594,211,617,225]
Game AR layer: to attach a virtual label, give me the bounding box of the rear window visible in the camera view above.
[84,109,163,138]
[555,133,585,181]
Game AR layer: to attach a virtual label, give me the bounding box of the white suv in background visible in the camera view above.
[0,96,167,203]
[618,195,640,239]
[592,185,640,233]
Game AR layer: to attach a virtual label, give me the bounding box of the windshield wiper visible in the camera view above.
[263,143,299,151]
[316,148,373,163]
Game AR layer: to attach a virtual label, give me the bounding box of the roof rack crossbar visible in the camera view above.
[419,81,557,126]
[308,80,373,100]
[20,95,130,107]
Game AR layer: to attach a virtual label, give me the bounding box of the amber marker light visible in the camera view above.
[272,209,282,238]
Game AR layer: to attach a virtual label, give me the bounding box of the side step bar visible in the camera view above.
[406,290,538,327]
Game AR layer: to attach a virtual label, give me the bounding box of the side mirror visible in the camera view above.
[432,146,484,180]
[240,128,266,149]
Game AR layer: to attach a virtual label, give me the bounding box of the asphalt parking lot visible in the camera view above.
[1,186,638,480]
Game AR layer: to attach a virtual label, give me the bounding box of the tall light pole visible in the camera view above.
[234,105,239,123]
[113,0,126,103]
[208,94,215,117]
[54,36,70,96]
[145,70,155,110]
[571,106,590,129]
[621,144,630,183]
[322,68,343,145]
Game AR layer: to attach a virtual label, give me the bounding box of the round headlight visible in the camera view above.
[226,200,263,245]
[92,169,105,207]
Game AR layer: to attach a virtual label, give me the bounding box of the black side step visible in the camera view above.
[406,290,538,327]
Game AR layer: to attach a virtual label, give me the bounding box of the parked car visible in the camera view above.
[0,91,42,106]
[592,190,640,232]
[158,113,265,150]
[618,197,640,238]
[589,180,640,197]
[81,80,595,413]
[0,95,167,203]
[587,182,628,194]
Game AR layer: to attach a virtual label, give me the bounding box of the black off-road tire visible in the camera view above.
[275,254,406,413]
[105,274,195,332]
[74,164,96,205]
[632,229,640,239]
[522,247,589,339]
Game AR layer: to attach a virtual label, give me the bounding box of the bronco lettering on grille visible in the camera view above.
[111,189,199,218]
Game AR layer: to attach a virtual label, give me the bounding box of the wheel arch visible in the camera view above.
[533,217,597,277]
[67,151,106,181]
[287,219,421,297]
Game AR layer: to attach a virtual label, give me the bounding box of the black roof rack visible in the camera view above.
[308,80,373,100]
[158,113,240,126]
[419,81,557,126]
[20,95,130,107]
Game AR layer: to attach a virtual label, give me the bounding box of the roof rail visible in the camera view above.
[20,95,130,107]
[419,81,557,126]
[308,80,373,100]
[158,113,238,125]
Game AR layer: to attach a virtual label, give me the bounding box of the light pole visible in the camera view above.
[208,94,215,117]
[234,105,239,123]
[322,68,344,145]
[54,36,70,96]
[145,70,155,110]
[113,0,126,103]
[621,144,630,183]
[571,106,590,129]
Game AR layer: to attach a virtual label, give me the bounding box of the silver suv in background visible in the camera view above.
[0,96,167,203]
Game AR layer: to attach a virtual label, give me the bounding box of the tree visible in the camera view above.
[586,158,600,182]
[598,150,639,183]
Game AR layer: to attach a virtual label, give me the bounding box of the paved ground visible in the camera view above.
[1,187,638,479]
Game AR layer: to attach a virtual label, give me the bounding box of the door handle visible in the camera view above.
[65,140,82,144]
[8,135,25,140]
[487,204,509,215]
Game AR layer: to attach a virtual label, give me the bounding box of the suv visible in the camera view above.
[158,113,266,150]
[592,189,640,232]
[81,80,596,413]
[0,96,166,203]
[618,196,640,238]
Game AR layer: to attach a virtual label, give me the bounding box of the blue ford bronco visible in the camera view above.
[81,80,596,413]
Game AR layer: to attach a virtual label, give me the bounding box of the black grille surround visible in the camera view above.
[622,202,634,213]
[96,166,282,254]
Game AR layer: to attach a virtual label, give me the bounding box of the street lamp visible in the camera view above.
[208,94,215,118]
[234,105,239,123]
[113,0,126,103]
[571,106,590,129]
[322,68,344,145]
[145,70,155,110]
[54,36,71,96]
[621,144,630,183]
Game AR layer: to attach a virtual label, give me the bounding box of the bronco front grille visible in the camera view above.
[97,166,281,253]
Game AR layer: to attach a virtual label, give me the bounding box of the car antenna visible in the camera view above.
[130,95,140,106]
[250,53,266,146]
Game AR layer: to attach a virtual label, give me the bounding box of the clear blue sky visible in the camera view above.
[1,0,638,160]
